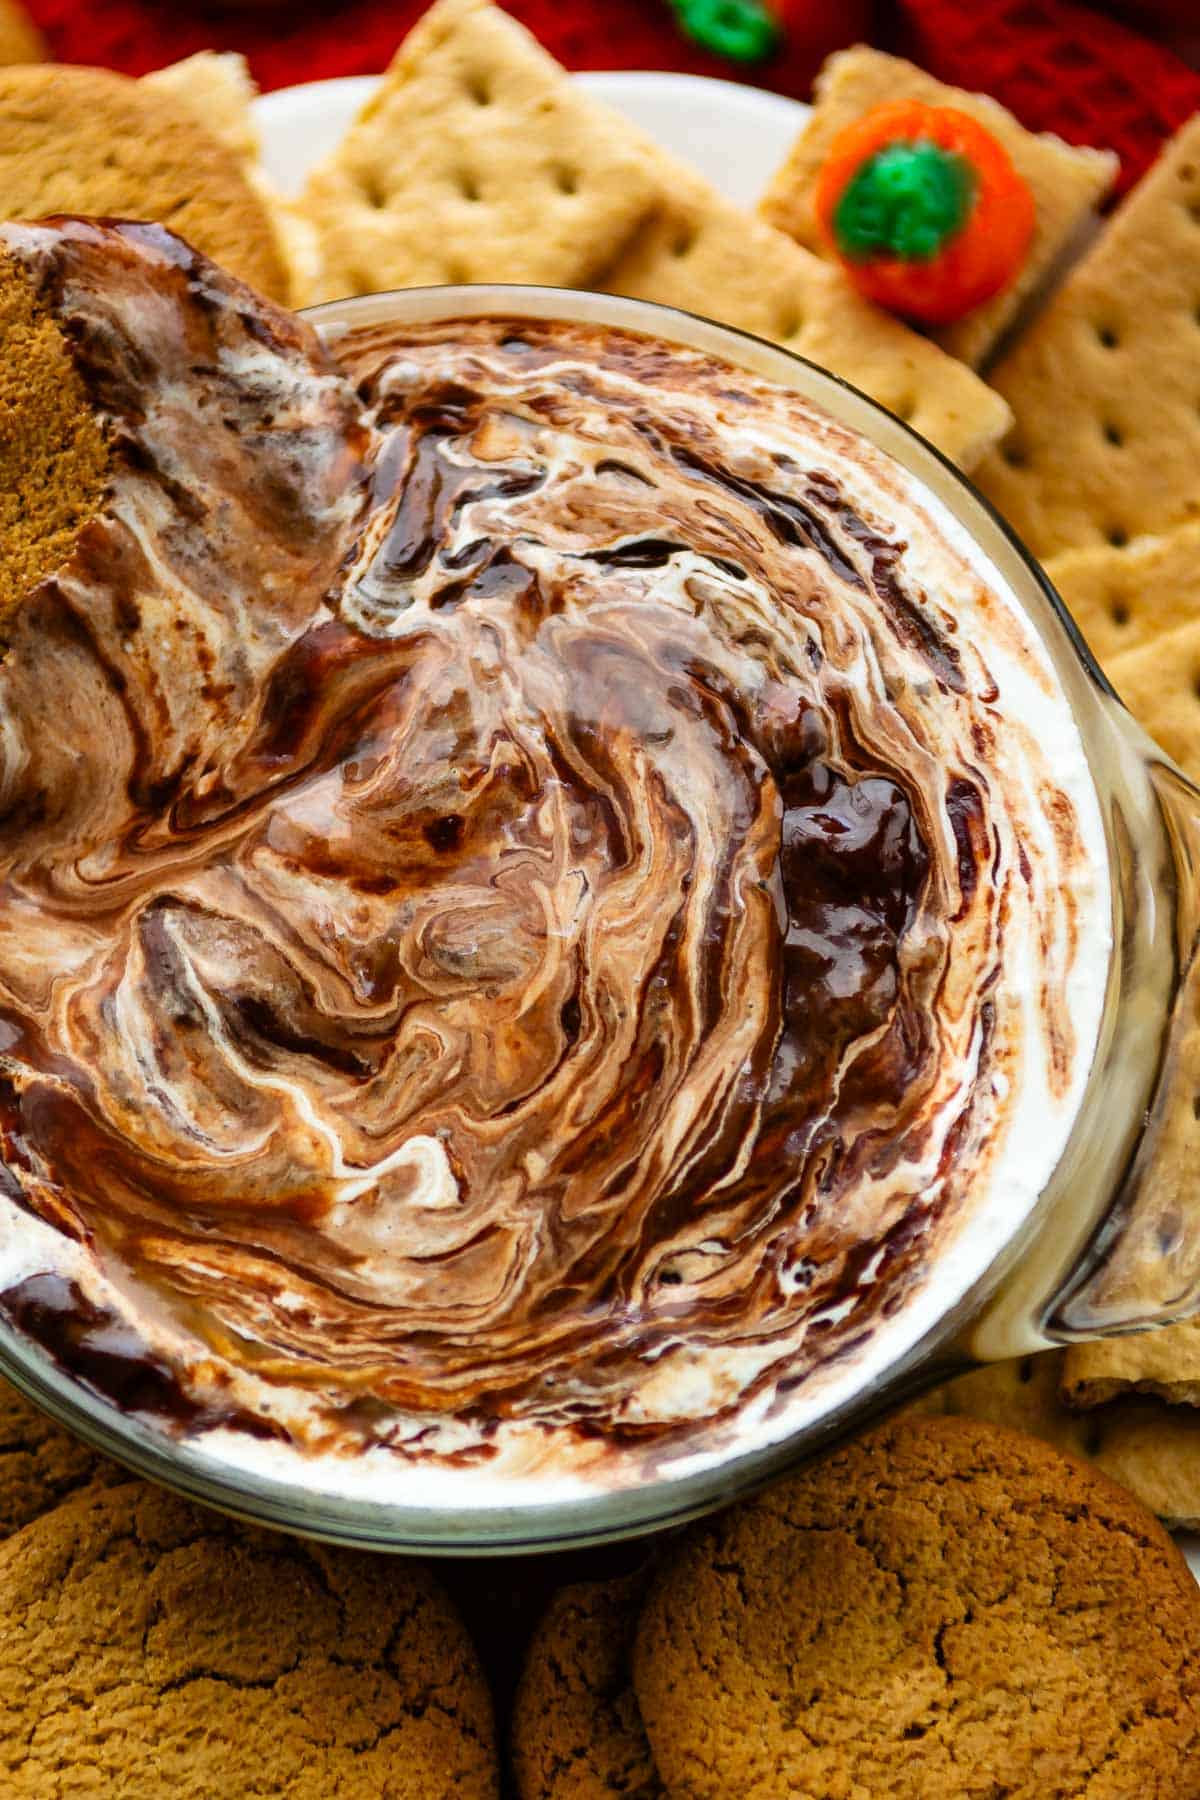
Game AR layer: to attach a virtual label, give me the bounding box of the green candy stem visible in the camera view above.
[834,140,976,264]
[669,0,780,64]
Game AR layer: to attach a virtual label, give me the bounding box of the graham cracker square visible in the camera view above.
[1047,522,1200,667]
[142,51,260,167]
[759,46,1116,369]
[600,146,1011,470]
[142,53,323,307]
[977,112,1200,559]
[297,0,661,302]
[1063,1326,1200,1411]
[1106,614,1200,775]
[289,2,1009,469]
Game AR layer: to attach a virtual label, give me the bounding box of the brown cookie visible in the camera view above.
[0,64,287,301]
[0,1374,121,1538]
[0,246,109,625]
[0,1479,499,1796]
[635,1415,1200,1799]
[924,1350,1200,1531]
[513,1570,663,1800]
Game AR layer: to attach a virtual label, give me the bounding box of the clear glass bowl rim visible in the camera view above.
[0,283,1134,1554]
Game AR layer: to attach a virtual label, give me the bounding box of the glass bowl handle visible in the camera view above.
[1048,755,1200,1336]
[968,735,1200,1363]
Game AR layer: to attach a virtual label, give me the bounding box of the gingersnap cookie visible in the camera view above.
[513,1570,662,1800]
[0,1374,121,1538]
[924,1349,1200,1531]
[0,1479,499,1796]
[635,1415,1200,1800]
[0,64,287,301]
[0,246,108,625]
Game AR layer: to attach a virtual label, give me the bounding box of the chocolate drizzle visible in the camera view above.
[0,1272,287,1440]
[0,222,1094,1480]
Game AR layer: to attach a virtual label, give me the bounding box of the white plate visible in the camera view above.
[254,69,808,209]
[252,65,1200,1593]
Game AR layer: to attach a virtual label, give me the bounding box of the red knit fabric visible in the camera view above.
[897,0,1200,193]
[22,1,869,94]
[19,0,1193,194]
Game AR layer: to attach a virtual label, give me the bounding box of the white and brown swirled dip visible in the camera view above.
[0,220,1108,1504]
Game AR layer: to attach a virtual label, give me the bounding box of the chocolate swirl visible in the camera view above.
[0,222,1102,1488]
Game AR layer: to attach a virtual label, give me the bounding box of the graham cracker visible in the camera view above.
[1046,522,1200,666]
[0,63,288,301]
[976,111,1200,559]
[1049,540,1200,1372]
[759,46,1116,369]
[926,1351,1200,1530]
[258,187,325,312]
[142,51,260,166]
[298,0,661,302]
[1049,1008,1200,1401]
[1106,616,1200,775]
[0,0,41,66]
[142,52,323,307]
[1063,1326,1200,1410]
[600,147,1011,469]
[1067,548,1200,1389]
[1041,491,1200,1412]
[294,1,1007,467]
[947,1022,1200,1480]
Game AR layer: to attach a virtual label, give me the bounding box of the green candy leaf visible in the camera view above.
[670,0,780,64]
[834,140,976,264]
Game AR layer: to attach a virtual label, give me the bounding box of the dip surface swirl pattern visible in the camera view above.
[0,222,1102,1492]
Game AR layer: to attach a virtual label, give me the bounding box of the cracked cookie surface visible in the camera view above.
[0,1376,120,1538]
[513,1569,662,1799]
[0,1479,498,1797]
[633,1415,1200,1800]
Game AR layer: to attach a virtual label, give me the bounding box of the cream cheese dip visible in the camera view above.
[0,219,1109,1506]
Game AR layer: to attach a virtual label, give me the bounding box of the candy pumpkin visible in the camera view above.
[814,99,1036,324]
